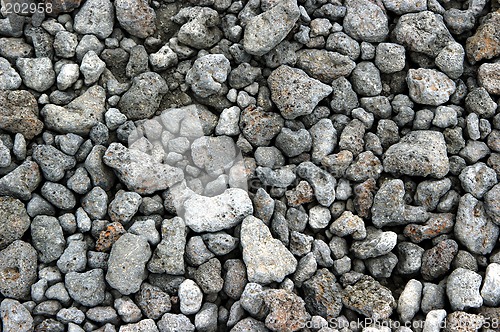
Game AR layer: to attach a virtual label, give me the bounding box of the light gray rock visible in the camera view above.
[382,0,427,14]
[115,0,156,38]
[183,188,253,232]
[108,190,142,224]
[0,240,37,300]
[149,44,178,71]
[435,42,464,79]
[375,43,406,74]
[65,269,106,307]
[103,143,184,195]
[16,57,55,92]
[397,279,422,322]
[0,57,21,90]
[80,50,106,85]
[407,68,456,106]
[0,196,30,250]
[31,215,65,263]
[158,313,195,332]
[243,0,300,56]
[296,49,356,83]
[393,10,454,57]
[268,65,332,120]
[0,298,33,332]
[186,54,231,98]
[455,193,499,255]
[106,233,152,295]
[481,263,500,306]
[459,162,497,199]
[296,161,336,207]
[383,130,449,178]
[478,62,500,95]
[446,268,483,311]
[148,217,186,275]
[329,211,366,240]
[172,6,222,49]
[240,216,297,284]
[343,0,389,42]
[423,309,447,332]
[178,279,203,315]
[74,0,114,39]
[118,72,168,120]
[41,85,106,135]
[57,238,87,273]
[351,227,397,259]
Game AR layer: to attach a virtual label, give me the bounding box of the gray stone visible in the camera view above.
[118,72,168,120]
[398,279,422,322]
[465,87,498,118]
[446,268,483,311]
[184,188,252,232]
[263,289,310,332]
[106,233,152,295]
[57,238,87,273]
[136,283,171,320]
[120,319,159,332]
[351,227,397,259]
[481,263,500,306]
[329,211,366,240]
[240,105,284,147]
[0,57,21,90]
[158,313,195,332]
[190,135,237,177]
[421,281,446,313]
[383,130,449,178]
[382,0,426,14]
[343,0,389,42]
[65,269,106,307]
[330,77,359,114]
[243,0,300,56]
[303,269,342,320]
[459,162,497,199]
[178,279,203,315]
[432,106,458,128]
[0,240,37,300]
[326,32,360,61]
[407,68,456,106]
[53,31,77,58]
[149,44,178,71]
[114,296,142,324]
[41,182,76,210]
[423,309,447,332]
[435,42,464,79]
[194,303,218,332]
[115,0,156,38]
[393,11,454,57]
[485,183,500,223]
[296,161,336,207]
[32,144,75,182]
[0,196,30,250]
[365,253,398,278]
[268,65,332,120]
[74,0,114,39]
[56,307,85,324]
[80,51,106,85]
[372,179,428,227]
[478,62,500,95]
[103,143,184,195]
[172,7,222,49]
[275,128,312,157]
[31,215,65,263]
[455,193,499,255]
[148,217,186,275]
[41,85,106,135]
[186,54,230,98]
[296,49,356,83]
[342,275,396,320]
[375,43,406,74]
[241,216,297,284]
[108,190,142,224]
[82,187,108,219]
[0,298,33,332]
[16,57,55,92]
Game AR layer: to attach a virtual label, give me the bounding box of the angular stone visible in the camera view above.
[240,105,284,147]
[184,188,253,232]
[407,68,456,106]
[0,197,30,250]
[466,10,500,63]
[303,269,343,320]
[268,65,332,120]
[106,233,152,295]
[41,85,106,135]
[115,0,156,38]
[240,216,297,284]
[263,289,310,332]
[103,143,184,195]
[296,49,356,83]
[383,130,449,178]
[343,0,389,42]
[455,193,499,255]
[0,90,43,139]
[478,62,500,95]
[148,217,186,275]
[243,0,300,56]
[342,275,396,320]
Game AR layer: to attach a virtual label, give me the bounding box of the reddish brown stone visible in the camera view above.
[421,239,458,281]
[353,178,377,218]
[0,90,43,140]
[95,222,126,252]
[466,10,500,63]
[263,289,310,332]
[285,181,315,207]
[404,213,454,243]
